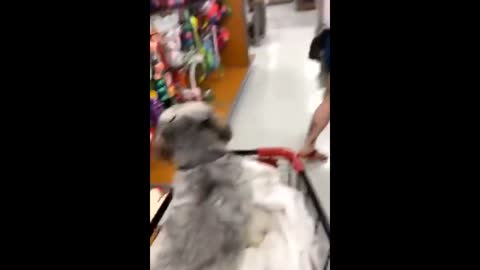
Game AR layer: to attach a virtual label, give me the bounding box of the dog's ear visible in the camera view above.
[204,114,232,142]
[152,126,173,160]
[152,116,177,160]
[217,120,232,142]
[152,116,195,160]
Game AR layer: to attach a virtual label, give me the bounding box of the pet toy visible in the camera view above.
[201,26,222,72]
[211,25,221,68]
[162,27,185,67]
[185,53,204,101]
[176,54,205,102]
[201,0,221,24]
[150,28,170,71]
[189,14,208,83]
[200,0,231,24]
[153,61,165,80]
[150,98,164,127]
[217,27,230,49]
[181,24,195,51]
[203,32,217,71]
[152,14,185,68]
[150,90,158,100]
[220,2,231,18]
[156,78,169,102]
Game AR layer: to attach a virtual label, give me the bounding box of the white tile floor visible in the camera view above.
[228,3,330,219]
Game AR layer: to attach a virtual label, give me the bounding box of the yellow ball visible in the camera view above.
[150,90,158,99]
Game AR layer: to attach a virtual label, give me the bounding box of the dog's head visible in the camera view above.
[152,102,232,164]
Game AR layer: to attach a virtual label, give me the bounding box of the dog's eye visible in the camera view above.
[168,115,176,123]
[195,118,207,130]
[214,198,224,206]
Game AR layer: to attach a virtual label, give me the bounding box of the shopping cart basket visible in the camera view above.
[150,147,330,269]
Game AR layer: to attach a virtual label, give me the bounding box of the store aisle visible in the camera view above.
[228,3,330,218]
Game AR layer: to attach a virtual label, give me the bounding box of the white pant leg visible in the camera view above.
[315,0,330,35]
[315,0,324,35]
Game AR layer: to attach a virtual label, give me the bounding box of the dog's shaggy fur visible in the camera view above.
[151,102,254,270]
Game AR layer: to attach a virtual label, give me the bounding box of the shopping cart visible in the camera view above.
[150,147,330,270]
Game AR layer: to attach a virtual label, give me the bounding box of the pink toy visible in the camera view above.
[150,29,170,70]
[200,0,221,23]
[162,27,185,67]
[153,62,165,80]
[217,27,230,49]
[207,2,220,23]
[152,14,185,68]
[163,72,172,86]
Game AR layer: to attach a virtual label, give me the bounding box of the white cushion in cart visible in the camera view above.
[150,156,325,270]
[237,158,322,270]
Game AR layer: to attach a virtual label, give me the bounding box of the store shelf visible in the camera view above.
[203,66,251,119]
[150,65,251,184]
[150,159,175,185]
[150,0,250,185]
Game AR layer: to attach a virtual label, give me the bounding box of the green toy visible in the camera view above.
[155,78,169,102]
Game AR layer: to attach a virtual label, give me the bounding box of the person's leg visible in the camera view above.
[299,74,330,160]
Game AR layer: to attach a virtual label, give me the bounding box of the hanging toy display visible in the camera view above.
[149,0,232,127]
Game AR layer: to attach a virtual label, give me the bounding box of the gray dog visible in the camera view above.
[150,102,269,270]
